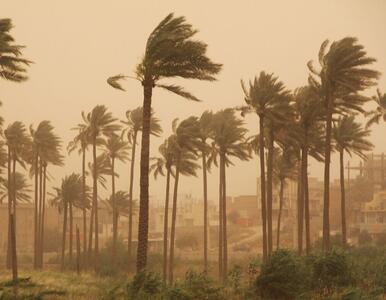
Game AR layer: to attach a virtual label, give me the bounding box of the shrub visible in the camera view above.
[310,249,354,296]
[127,271,163,300]
[253,249,309,299]
[376,232,386,247]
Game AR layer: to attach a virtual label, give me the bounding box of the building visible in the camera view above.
[360,189,386,235]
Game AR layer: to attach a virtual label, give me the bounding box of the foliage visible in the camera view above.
[127,271,163,300]
[358,230,373,245]
[253,249,309,299]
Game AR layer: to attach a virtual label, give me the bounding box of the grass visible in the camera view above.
[0,270,127,299]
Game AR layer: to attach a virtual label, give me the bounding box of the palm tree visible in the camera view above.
[68,127,92,256]
[3,121,30,278]
[333,115,373,246]
[87,152,114,257]
[30,121,63,268]
[0,18,31,82]
[150,137,175,282]
[272,148,297,249]
[51,174,84,270]
[108,13,221,271]
[0,172,31,203]
[102,134,130,264]
[121,107,162,262]
[366,89,386,127]
[240,71,291,260]
[293,86,325,253]
[104,190,136,221]
[82,105,119,259]
[168,117,201,284]
[308,37,379,251]
[208,109,250,282]
[197,111,213,270]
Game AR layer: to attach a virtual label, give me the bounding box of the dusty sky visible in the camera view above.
[1,0,386,205]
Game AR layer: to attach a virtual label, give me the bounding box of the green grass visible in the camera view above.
[0,270,127,299]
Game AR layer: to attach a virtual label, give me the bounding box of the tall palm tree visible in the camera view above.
[150,137,175,282]
[30,121,63,268]
[67,127,92,256]
[87,152,114,257]
[272,147,297,249]
[168,117,201,284]
[108,13,221,271]
[3,121,30,278]
[197,111,213,270]
[293,86,325,253]
[104,191,136,222]
[102,134,130,264]
[208,109,250,282]
[308,37,379,251]
[333,115,373,246]
[240,71,291,260]
[0,18,31,82]
[82,105,119,259]
[121,107,162,262]
[51,174,84,270]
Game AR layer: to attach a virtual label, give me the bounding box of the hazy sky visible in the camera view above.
[2,1,386,205]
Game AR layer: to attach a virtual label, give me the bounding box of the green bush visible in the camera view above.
[127,271,163,300]
[310,249,354,296]
[253,249,309,299]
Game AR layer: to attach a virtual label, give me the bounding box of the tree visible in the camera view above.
[30,121,63,268]
[366,89,386,127]
[272,148,297,249]
[51,174,84,270]
[197,111,213,270]
[240,71,291,260]
[102,134,130,264]
[68,126,92,256]
[0,18,31,82]
[333,115,373,246]
[0,172,31,203]
[3,121,30,280]
[208,109,250,282]
[308,37,379,251]
[108,13,221,272]
[121,107,162,263]
[168,117,201,284]
[82,105,119,261]
[150,137,176,282]
[293,86,325,253]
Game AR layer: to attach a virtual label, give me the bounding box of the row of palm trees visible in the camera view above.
[3,14,386,286]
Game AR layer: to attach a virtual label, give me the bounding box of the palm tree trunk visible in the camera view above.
[69,202,73,264]
[323,92,333,251]
[221,154,228,282]
[276,178,284,249]
[303,148,311,254]
[40,165,47,267]
[61,202,68,270]
[168,160,180,285]
[6,147,11,270]
[33,151,39,269]
[88,204,94,256]
[92,135,99,260]
[137,81,152,272]
[266,130,274,255]
[11,156,18,280]
[218,157,223,280]
[112,157,117,265]
[297,158,304,255]
[37,160,43,267]
[76,226,81,275]
[128,131,137,264]
[202,151,209,271]
[162,169,171,282]
[258,116,268,261]
[82,148,87,256]
[340,150,347,247]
